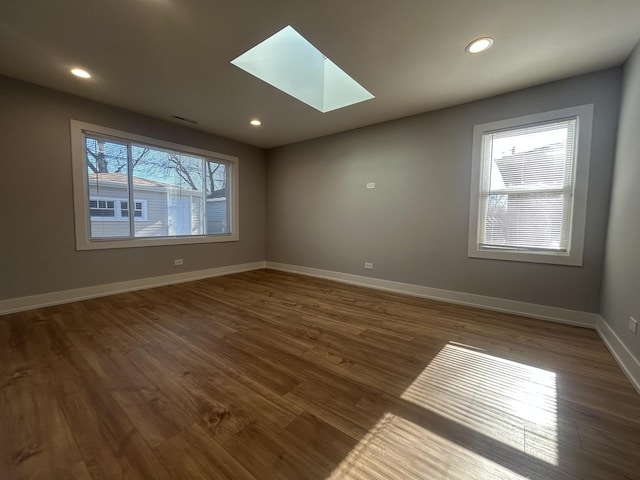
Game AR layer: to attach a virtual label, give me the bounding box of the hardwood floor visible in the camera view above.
[2,269,639,479]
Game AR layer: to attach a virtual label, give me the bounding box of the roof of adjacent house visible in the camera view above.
[87,172,226,199]
[87,172,171,187]
[494,144,566,187]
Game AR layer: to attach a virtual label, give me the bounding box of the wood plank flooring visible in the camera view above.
[1,269,639,479]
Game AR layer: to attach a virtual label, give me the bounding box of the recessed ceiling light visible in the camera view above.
[70,68,91,79]
[466,37,494,54]
[250,119,262,126]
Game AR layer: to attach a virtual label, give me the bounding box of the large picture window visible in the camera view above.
[468,105,593,266]
[71,120,239,250]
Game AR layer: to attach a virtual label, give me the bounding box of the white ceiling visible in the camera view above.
[1,0,639,149]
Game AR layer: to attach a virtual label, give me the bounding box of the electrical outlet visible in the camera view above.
[364,262,373,269]
[629,316,638,335]
[366,182,375,189]
[174,259,184,266]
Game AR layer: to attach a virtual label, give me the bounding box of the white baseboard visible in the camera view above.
[0,261,266,315]
[596,317,640,395]
[265,261,599,328]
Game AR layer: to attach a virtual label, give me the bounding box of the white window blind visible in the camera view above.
[468,104,592,266]
[479,118,578,252]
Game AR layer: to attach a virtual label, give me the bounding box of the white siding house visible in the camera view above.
[206,198,228,233]
[87,173,206,238]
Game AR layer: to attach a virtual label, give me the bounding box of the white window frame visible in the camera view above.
[468,104,593,266]
[71,120,239,250]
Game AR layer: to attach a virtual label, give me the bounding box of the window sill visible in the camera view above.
[468,246,583,266]
[76,233,239,251]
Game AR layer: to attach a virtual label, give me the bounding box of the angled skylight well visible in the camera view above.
[231,25,374,113]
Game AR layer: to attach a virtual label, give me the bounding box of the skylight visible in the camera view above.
[231,25,374,113]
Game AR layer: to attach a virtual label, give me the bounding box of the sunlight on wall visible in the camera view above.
[401,342,558,466]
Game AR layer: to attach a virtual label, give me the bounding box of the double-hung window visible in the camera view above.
[88,198,147,221]
[468,105,593,265]
[71,120,239,250]
[89,199,116,218]
[120,200,144,219]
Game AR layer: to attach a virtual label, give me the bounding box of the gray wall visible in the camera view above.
[0,76,266,300]
[601,42,640,357]
[266,69,621,313]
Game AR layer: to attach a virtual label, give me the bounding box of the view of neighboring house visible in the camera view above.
[87,172,227,238]
[485,143,568,250]
[206,187,228,234]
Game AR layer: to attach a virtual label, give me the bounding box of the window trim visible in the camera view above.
[71,120,239,250]
[468,104,593,266]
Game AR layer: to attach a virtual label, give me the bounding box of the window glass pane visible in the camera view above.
[73,120,239,250]
[482,192,567,250]
[131,146,205,237]
[205,161,230,234]
[85,137,129,238]
[486,120,575,191]
[479,119,577,251]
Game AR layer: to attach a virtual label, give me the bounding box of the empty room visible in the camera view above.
[1,1,640,479]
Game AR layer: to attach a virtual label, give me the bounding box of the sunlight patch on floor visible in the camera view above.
[326,412,531,480]
[401,342,558,465]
